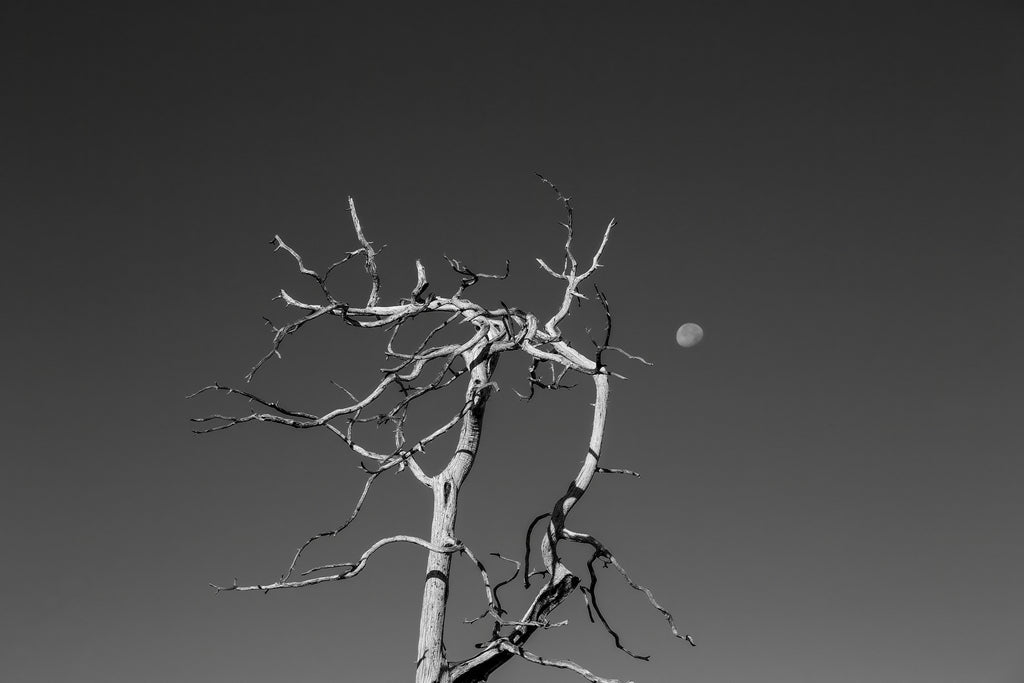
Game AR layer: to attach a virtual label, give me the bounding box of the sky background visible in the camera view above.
[3,2,1022,682]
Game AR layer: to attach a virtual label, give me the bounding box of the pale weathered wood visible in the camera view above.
[195,183,692,682]
[416,334,497,683]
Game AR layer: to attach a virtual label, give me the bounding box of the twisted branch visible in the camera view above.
[562,529,695,648]
[197,184,689,683]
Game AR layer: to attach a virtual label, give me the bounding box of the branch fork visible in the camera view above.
[193,178,692,683]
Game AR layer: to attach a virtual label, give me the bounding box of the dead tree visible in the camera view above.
[191,179,694,683]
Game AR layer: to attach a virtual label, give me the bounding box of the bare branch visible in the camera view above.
[270,234,366,303]
[210,535,462,593]
[489,553,522,610]
[596,467,640,478]
[191,391,393,463]
[271,235,332,299]
[536,214,615,338]
[535,257,565,280]
[592,285,613,371]
[495,640,631,683]
[561,529,695,648]
[535,173,577,274]
[330,380,360,403]
[278,471,381,584]
[589,285,653,372]
[460,551,573,647]
[385,312,460,362]
[190,369,397,432]
[523,513,551,588]
[606,553,695,647]
[581,551,649,660]
[187,383,317,419]
[245,301,343,381]
[411,259,429,301]
[369,397,472,474]
[445,255,510,297]
[194,332,479,444]
[585,219,614,278]
[347,197,380,307]
[515,358,579,400]
[467,613,568,631]
[604,346,653,366]
[323,247,370,282]
[458,544,504,618]
[199,192,687,683]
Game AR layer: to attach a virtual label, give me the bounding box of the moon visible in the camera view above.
[675,323,704,348]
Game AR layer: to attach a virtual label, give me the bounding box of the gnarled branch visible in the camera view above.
[197,184,691,683]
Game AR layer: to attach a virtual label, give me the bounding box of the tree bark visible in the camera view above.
[415,342,496,683]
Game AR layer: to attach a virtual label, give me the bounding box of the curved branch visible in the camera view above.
[523,513,551,588]
[445,255,510,297]
[411,259,429,301]
[454,370,611,680]
[561,529,695,648]
[278,471,381,584]
[271,234,367,303]
[210,535,462,593]
[489,553,522,611]
[580,550,649,660]
[459,544,504,619]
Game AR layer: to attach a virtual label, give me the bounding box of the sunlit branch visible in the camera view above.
[604,346,653,366]
[347,196,380,307]
[270,234,367,303]
[210,535,462,593]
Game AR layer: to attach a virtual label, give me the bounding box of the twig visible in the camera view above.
[278,471,381,583]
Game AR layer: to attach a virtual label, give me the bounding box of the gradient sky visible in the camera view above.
[3,3,1022,682]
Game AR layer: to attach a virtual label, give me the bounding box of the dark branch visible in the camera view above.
[523,512,551,588]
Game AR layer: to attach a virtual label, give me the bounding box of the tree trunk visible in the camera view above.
[415,476,460,683]
[415,345,496,683]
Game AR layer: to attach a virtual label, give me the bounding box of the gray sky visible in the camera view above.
[3,3,1022,682]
